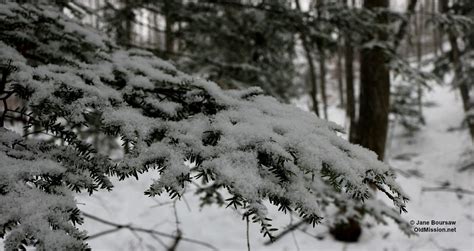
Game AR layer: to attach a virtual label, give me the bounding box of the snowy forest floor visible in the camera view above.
[68,83,474,251]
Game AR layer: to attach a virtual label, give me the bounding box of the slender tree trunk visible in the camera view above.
[416,2,423,64]
[337,37,345,108]
[437,0,444,53]
[316,0,328,120]
[345,35,356,142]
[329,0,361,243]
[153,12,159,47]
[430,0,439,56]
[117,0,134,47]
[416,1,423,121]
[95,0,101,30]
[147,10,153,45]
[124,0,134,45]
[296,0,320,116]
[447,30,474,142]
[318,45,328,120]
[345,0,356,142]
[164,1,175,58]
[89,0,94,25]
[307,47,320,117]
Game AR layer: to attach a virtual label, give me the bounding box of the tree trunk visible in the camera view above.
[164,1,175,58]
[95,0,101,30]
[318,45,328,120]
[332,0,391,242]
[437,0,444,54]
[305,46,320,117]
[416,2,423,64]
[345,0,357,143]
[337,38,345,108]
[356,0,391,161]
[447,30,474,142]
[316,0,328,120]
[416,1,423,121]
[296,0,320,116]
[117,0,134,47]
[429,0,439,56]
[329,0,363,243]
[345,33,356,142]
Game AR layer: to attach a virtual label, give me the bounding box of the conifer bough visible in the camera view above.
[0,2,411,250]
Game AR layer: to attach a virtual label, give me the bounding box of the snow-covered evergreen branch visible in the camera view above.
[0,2,411,250]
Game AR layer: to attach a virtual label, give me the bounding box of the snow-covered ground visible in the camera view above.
[73,84,473,251]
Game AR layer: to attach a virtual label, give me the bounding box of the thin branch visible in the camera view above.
[82,212,218,251]
[150,200,174,208]
[88,227,123,239]
[246,216,251,251]
[421,187,474,195]
[264,220,305,245]
[458,162,474,172]
[181,194,192,212]
[289,215,300,251]
[393,0,418,51]
[148,232,168,249]
[168,200,182,251]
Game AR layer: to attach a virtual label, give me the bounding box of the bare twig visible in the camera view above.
[148,232,168,249]
[246,216,251,251]
[82,212,218,251]
[458,162,474,172]
[181,194,192,212]
[150,200,174,208]
[264,220,306,245]
[289,215,300,251]
[421,187,474,195]
[168,200,182,251]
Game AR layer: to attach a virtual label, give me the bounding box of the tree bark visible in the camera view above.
[316,0,328,120]
[356,0,391,161]
[415,1,423,121]
[296,0,320,116]
[318,44,328,119]
[345,28,356,142]
[164,1,175,58]
[337,37,345,108]
[428,0,439,56]
[344,0,358,143]
[117,0,134,47]
[437,0,444,54]
[306,47,320,117]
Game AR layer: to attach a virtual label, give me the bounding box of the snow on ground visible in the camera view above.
[71,83,473,251]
